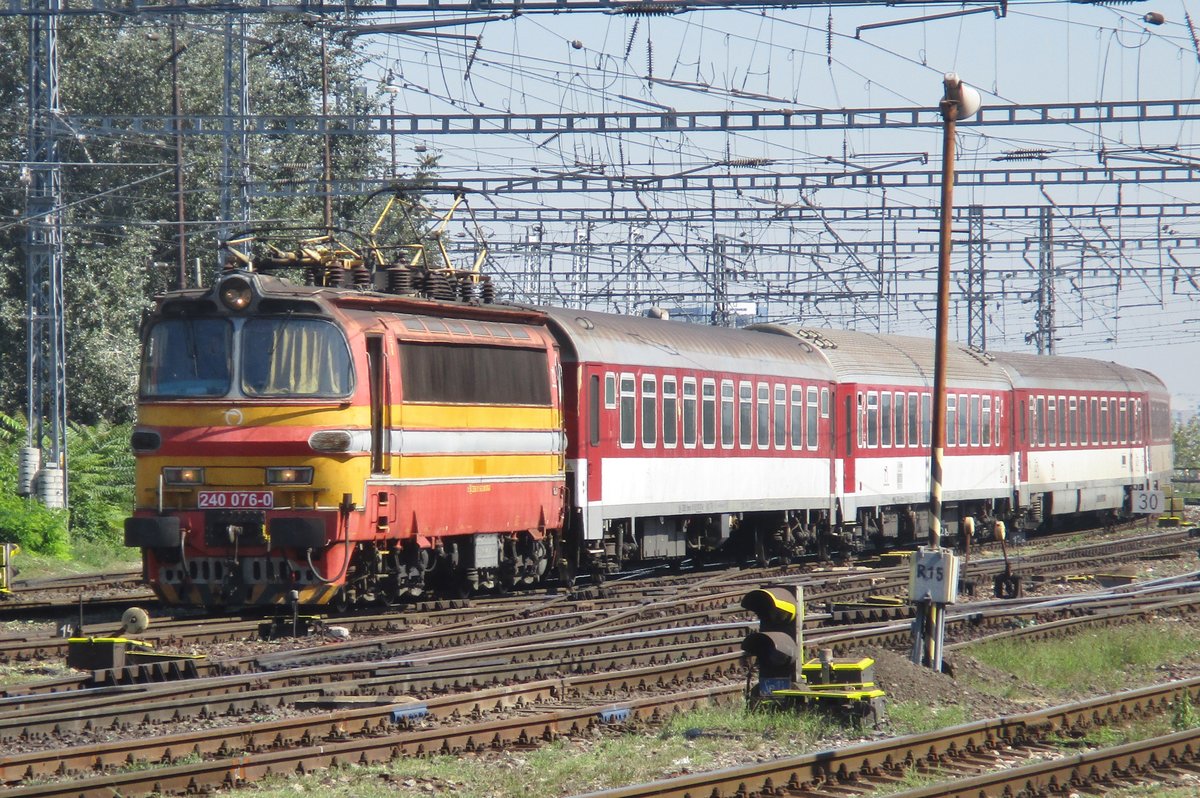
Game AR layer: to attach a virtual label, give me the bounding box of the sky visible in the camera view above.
[343,1,1200,408]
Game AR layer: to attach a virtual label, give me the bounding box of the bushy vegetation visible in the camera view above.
[0,411,132,557]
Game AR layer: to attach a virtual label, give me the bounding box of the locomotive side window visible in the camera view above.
[756,384,770,450]
[589,375,601,446]
[981,396,992,446]
[738,382,753,449]
[244,318,352,397]
[702,380,717,448]
[142,318,233,397]
[682,379,697,448]
[397,342,548,405]
[641,376,657,447]
[663,377,678,448]
[880,392,892,448]
[970,395,980,446]
[774,385,786,449]
[790,387,803,449]
[807,387,819,451]
[921,393,932,447]
[619,374,636,447]
[946,395,957,446]
[894,393,906,448]
[604,373,616,408]
[721,381,735,448]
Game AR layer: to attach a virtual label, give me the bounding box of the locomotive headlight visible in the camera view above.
[219,276,253,311]
[163,467,205,486]
[266,466,313,485]
[309,430,354,453]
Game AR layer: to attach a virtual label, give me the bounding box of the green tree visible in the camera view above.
[0,16,394,425]
[1173,416,1200,469]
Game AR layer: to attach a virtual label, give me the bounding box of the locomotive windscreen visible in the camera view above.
[241,318,353,397]
[141,318,233,397]
[140,316,353,399]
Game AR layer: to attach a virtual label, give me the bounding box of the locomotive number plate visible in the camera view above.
[198,490,274,510]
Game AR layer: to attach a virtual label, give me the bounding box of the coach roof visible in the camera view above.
[536,307,833,380]
[750,325,1010,390]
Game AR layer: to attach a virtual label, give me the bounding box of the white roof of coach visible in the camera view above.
[536,307,835,381]
[749,325,1010,390]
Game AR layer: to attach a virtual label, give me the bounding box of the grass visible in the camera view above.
[224,702,868,798]
[885,701,970,736]
[9,540,138,582]
[963,620,1200,699]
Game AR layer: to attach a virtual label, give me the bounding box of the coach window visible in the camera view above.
[1078,397,1087,444]
[1046,397,1057,446]
[946,395,957,446]
[982,396,992,446]
[1119,398,1129,444]
[821,388,830,418]
[702,380,716,448]
[1090,398,1099,444]
[738,382,753,449]
[1099,398,1109,444]
[908,392,919,447]
[881,392,893,448]
[806,386,819,450]
[1068,398,1078,445]
[619,374,636,447]
[682,378,697,448]
[757,384,770,449]
[663,377,678,448]
[958,394,971,447]
[1036,396,1046,445]
[1019,400,1027,445]
[790,387,803,449]
[721,380,735,449]
[589,375,601,446]
[865,392,879,448]
[641,376,657,447]
[604,373,617,409]
[1057,396,1067,446]
[921,393,932,447]
[774,385,787,448]
[995,397,1003,446]
[964,393,974,444]
[893,393,906,447]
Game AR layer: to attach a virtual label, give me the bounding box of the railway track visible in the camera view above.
[572,676,1200,798]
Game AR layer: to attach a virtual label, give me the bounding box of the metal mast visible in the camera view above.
[24,0,67,508]
[966,204,986,349]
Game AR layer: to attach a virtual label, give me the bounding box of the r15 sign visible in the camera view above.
[908,548,961,605]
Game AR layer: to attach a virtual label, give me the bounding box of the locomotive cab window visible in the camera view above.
[142,318,233,397]
[243,318,353,398]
